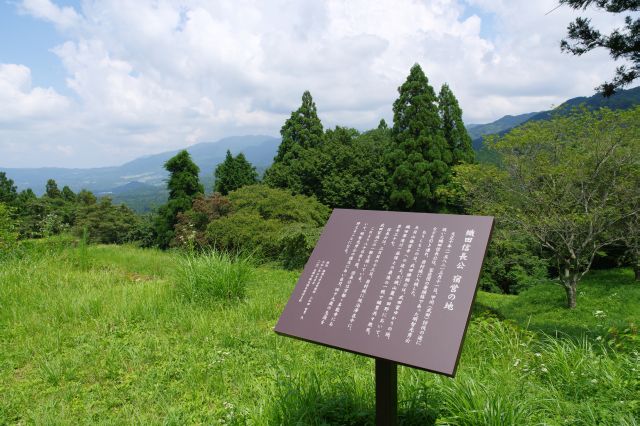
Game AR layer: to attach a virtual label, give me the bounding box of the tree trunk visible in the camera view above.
[562,267,578,309]
[564,284,577,309]
[635,265,640,282]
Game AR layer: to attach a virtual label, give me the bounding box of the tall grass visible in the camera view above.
[174,250,252,304]
[1,242,638,424]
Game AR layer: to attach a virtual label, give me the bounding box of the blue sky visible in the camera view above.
[0,0,629,168]
[0,1,72,92]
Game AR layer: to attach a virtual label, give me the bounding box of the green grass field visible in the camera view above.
[1,242,638,425]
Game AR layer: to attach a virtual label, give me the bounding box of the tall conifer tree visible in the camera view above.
[388,64,450,211]
[214,150,258,195]
[155,150,203,248]
[438,84,474,165]
[264,91,324,195]
[45,179,61,199]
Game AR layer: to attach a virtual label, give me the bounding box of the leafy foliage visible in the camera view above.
[214,150,259,195]
[173,193,232,249]
[206,184,330,268]
[438,83,474,166]
[45,179,61,199]
[264,91,324,195]
[479,228,548,295]
[315,126,391,209]
[0,203,18,259]
[74,197,143,244]
[458,107,640,307]
[155,150,204,248]
[0,172,17,205]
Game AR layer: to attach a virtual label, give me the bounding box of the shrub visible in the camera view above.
[207,212,282,261]
[480,228,548,294]
[206,185,330,269]
[278,223,323,269]
[174,250,252,303]
[227,184,329,226]
[73,198,142,244]
[172,193,231,249]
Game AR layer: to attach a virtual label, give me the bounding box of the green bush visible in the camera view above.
[174,250,252,303]
[0,203,18,259]
[278,223,323,269]
[480,228,548,294]
[206,185,330,268]
[227,184,329,226]
[74,197,143,244]
[207,212,282,261]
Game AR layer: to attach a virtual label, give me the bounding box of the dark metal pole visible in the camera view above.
[375,358,397,426]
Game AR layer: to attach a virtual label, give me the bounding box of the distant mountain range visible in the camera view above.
[1,135,280,212]
[466,86,640,150]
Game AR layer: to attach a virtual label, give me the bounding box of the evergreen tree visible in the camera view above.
[559,0,639,96]
[438,84,474,165]
[274,90,324,161]
[214,150,259,195]
[0,172,17,205]
[16,188,36,205]
[264,91,324,195]
[155,150,203,248]
[377,118,388,130]
[62,186,76,202]
[388,64,451,211]
[77,189,97,206]
[45,179,61,198]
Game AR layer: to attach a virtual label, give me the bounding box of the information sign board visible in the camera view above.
[275,209,494,376]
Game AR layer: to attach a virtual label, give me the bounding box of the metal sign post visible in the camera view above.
[375,358,397,426]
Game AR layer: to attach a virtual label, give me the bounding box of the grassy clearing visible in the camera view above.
[1,243,638,424]
[476,268,640,339]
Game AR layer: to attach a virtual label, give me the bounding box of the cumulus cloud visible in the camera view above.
[18,0,81,30]
[0,64,70,123]
[1,0,632,167]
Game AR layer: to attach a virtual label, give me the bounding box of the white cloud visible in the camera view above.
[0,64,70,123]
[18,0,81,30]
[1,0,633,167]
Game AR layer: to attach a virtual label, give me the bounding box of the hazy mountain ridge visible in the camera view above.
[466,112,539,149]
[467,86,640,150]
[2,135,280,195]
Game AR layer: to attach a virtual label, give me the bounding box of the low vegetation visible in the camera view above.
[174,251,253,303]
[1,243,637,424]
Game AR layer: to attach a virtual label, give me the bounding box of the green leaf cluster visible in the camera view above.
[214,150,258,195]
[264,65,474,212]
[73,197,143,244]
[155,150,204,248]
[205,184,330,268]
[454,107,640,307]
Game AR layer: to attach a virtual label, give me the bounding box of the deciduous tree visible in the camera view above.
[455,108,640,308]
[0,172,17,205]
[45,179,61,198]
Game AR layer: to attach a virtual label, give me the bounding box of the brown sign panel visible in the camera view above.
[275,209,494,377]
